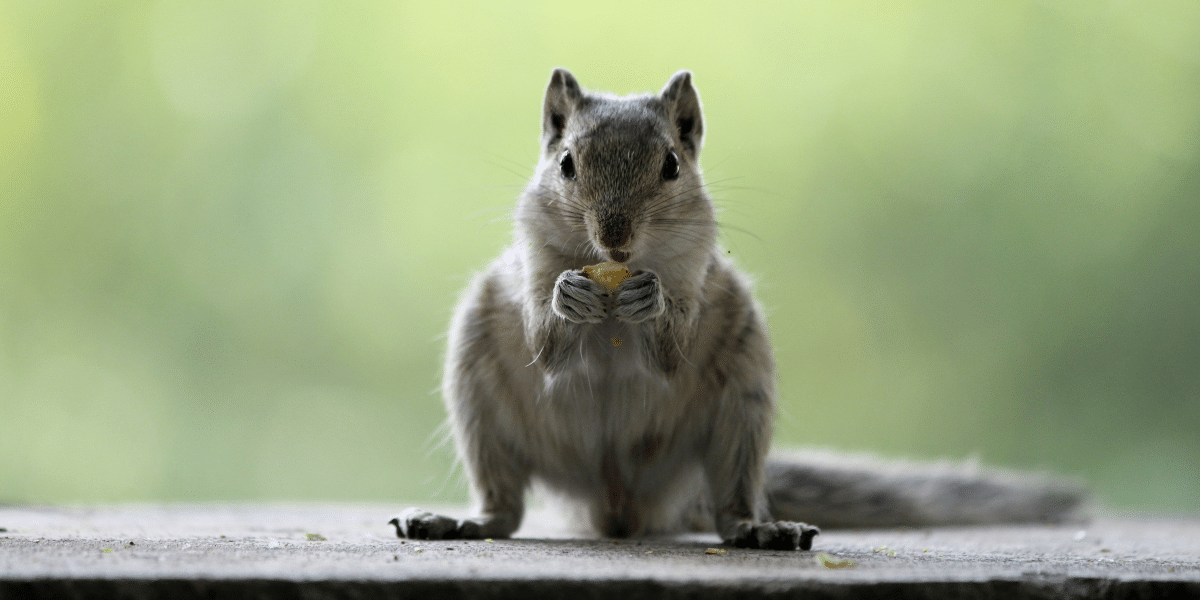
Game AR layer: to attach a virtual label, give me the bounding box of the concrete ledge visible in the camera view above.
[6,578,1200,600]
[2,505,1197,599]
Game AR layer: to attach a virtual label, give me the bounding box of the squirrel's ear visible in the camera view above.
[543,68,582,150]
[660,70,704,158]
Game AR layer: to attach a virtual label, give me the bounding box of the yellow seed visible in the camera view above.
[705,548,727,555]
[611,337,623,347]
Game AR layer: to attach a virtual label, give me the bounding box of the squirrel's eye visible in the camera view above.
[560,151,576,180]
[662,151,680,181]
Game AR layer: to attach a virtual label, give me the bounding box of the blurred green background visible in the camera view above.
[1,1,1198,513]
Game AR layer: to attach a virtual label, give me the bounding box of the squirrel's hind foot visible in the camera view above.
[389,509,460,540]
[389,508,517,540]
[728,520,820,551]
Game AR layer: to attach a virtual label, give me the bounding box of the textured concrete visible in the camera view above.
[1,504,1198,599]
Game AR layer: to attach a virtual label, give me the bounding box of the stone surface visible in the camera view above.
[1,504,1198,599]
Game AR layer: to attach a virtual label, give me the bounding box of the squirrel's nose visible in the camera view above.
[598,214,632,253]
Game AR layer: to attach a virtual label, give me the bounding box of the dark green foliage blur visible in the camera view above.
[1,2,1197,511]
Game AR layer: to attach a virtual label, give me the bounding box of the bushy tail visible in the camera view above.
[765,449,1088,529]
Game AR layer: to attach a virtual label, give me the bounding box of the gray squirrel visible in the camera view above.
[390,69,1086,550]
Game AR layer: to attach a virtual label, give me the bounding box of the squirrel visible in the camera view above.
[390,69,1086,550]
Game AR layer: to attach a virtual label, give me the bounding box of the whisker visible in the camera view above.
[482,158,536,183]
[485,152,536,172]
[698,152,736,174]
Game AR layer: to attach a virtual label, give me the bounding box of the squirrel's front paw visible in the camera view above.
[552,270,607,324]
[614,271,665,323]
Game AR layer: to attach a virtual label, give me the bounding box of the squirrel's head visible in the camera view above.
[526,68,713,264]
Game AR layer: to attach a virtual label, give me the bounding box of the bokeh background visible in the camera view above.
[2,1,1198,513]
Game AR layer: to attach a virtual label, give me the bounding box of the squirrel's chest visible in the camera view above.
[551,318,659,391]
[531,331,700,488]
[533,318,688,439]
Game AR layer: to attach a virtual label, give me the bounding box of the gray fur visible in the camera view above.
[391,69,1086,549]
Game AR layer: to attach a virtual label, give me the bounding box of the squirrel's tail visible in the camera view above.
[765,449,1088,529]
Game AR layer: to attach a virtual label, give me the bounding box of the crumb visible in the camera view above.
[815,553,856,569]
